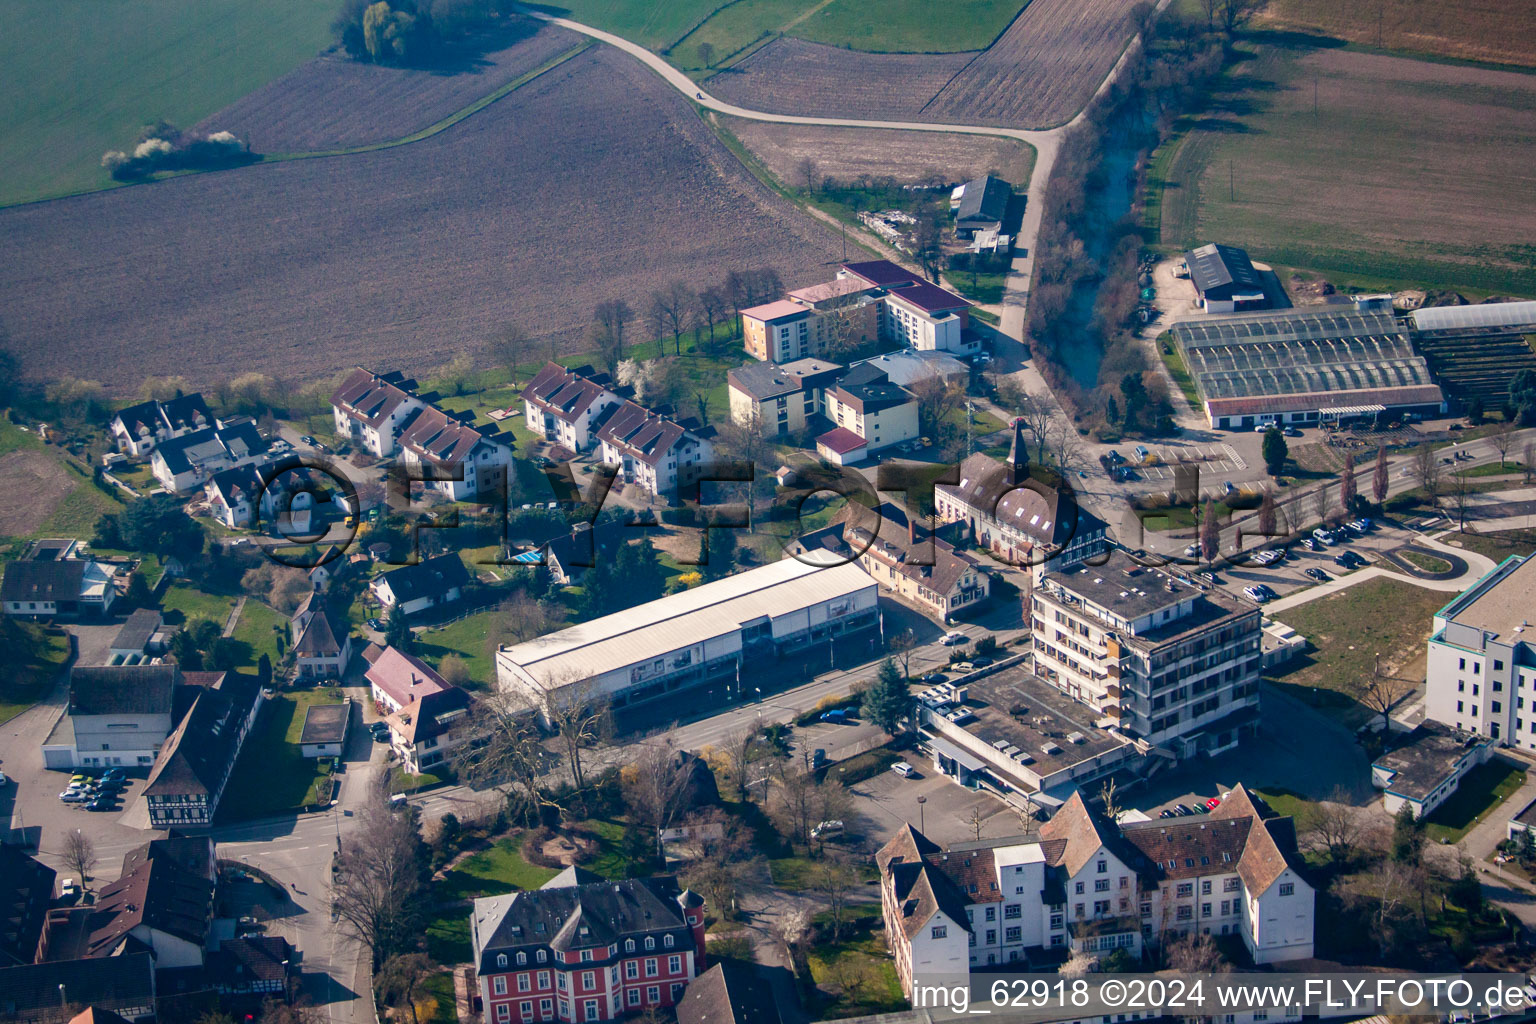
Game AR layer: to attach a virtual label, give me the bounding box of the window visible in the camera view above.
[1279,882,1295,896]
[627,991,641,1007]
[1050,914,1063,929]
[538,972,550,989]
[663,934,675,948]
[1176,883,1193,898]
[497,955,508,969]
[494,977,508,996]
[1004,904,1021,919]
[1176,906,1193,921]
[625,939,635,953]
[931,925,947,939]
[520,1003,533,1019]
[645,937,655,951]
[580,951,592,963]
[518,975,531,992]
[1075,881,1085,894]
[1094,900,1110,915]
[646,959,658,978]
[1097,860,1107,873]
[1095,879,1110,892]
[984,907,996,922]
[1201,881,1212,895]
[582,972,595,990]
[647,986,660,1003]
[584,1000,598,1021]
[625,962,638,980]
[538,951,547,963]
[1202,903,1212,918]
[668,955,681,974]
[496,1005,510,1023]
[1005,926,1021,943]
[541,999,553,1016]
[986,930,996,944]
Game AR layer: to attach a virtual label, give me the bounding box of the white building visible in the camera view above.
[727,358,843,437]
[522,362,625,453]
[41,665,181,770]
[838,260,980,356]
[1425,554,1536,751]
[150,422,269,493]
[370,552,471,617]
[398,407,513,502]
[496,559,879,717]
[1372,721,1492,820]
[816,364,918,466]
[110,393,214,458]
[331,367,427,458]
[595,402,715,502]
[1,547,118,620]
[877,787,1314,997]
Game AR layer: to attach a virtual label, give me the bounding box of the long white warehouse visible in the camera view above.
[496,558,881,711]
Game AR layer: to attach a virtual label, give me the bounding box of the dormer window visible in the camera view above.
[537,950,547,963]
[625,939,635,953]
[498,955,508,968]
[663,935,674,948]
[518,953,527,966]
[645,937,655,950]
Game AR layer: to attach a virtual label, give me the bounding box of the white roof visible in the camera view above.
[498,559,876,684]
[1411,300,1536,333]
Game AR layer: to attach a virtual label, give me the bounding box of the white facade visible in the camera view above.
[524,393,623,453]
[332,394,425,458]
[823,390,918,453]
[884,291,976,354]
[400,436,513,502]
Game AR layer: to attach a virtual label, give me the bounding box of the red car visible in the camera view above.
[1205,797,1221,811]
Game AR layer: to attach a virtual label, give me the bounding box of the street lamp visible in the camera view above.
[917,795,927,834]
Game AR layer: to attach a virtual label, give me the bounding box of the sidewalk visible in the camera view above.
[1463,767,1536,896]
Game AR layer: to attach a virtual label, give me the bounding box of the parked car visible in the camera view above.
[0,770,7,786]
[1184,544,1200,558]
[1284,427,1303,438]
[950,661,976,673]
[939,631,967,646]
[1174,803,1194,815]
[1256,584,1278,600]
[810,820,845,839]
[920,672,947,685]
[1242,586,1271,604]
[890,762,915,778]
[1333,553,1354,568]
[820,709,850,723]
[1133,445,1150,461]
[86,797,117,812]
[1303,536,1322,551]
[812,749,827,766]
[969,656,993,668]
[300,435,316,445]
[60,789,89,803]
[1158,809,1175,819]
[1304,567,1331,582]
[1222,480,1236,496]
[1312,528,1334,545]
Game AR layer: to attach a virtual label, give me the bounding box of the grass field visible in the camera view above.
[1265,577,1447,725]
[427,833,558,963]
[1151,39,1536,297]
[1423,761,1527,844]
[229,599,288,670]
[1400,550,1453,573]
[219,688,346,820]
[0,422,123,547]
[1443,529,1536,563]
[160,582,237,628]
[1256,0,1536,67]
[1,0,334,207]
[416,610,500,689]
[0,621,71,725]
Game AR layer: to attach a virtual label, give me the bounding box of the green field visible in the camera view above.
[1424,761,1527,844]
[159,582,237,628]
[1150,38,1536,297]
[219,687,347,820]
[229,599,289,670]
[416,609,500,689]
[1,0,335,207]
[0,621,71,725]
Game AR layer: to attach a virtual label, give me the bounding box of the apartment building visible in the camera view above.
[110,393,214,458]
[398,406,513,501]
[331,368,426,457]
[840,260,977,355]
[522,363,625,452]
[150,421,269,493]
[726,358,843,436]
[472,868,707,1024]
[934,422,1108,581]
[877,787,1313,997]
[595,402,715,501]
[1424,554,1536,752]
[816,364,918,465]
[1030,548,1262,759]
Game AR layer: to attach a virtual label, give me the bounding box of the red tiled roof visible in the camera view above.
[331,367,420,429]
[365,645,450,707]
[521,363,622,424]
[816,427,868,455]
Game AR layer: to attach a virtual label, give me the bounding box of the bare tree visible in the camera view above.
[535,676,610,801]
[1450,468,1474,531]
[695,41,715,68]
[1257,488,1277,537]
[1526,441,1535,484]
[451,688,554,826]
[911,378,965,440]
[1339,451,1357,514]
[493,592,562,646]
[713,412,772,529]
[645,294,670,349]
[795,156,820,194]
[1373,446,1389,505]
[812,856,861,942]
[331,780,428,968]
[1199,499,1219,563]
[1413,443,1442,506]
[593,299,633,376]
[772,765,847,846]
[63,830,96,884]
[1098,778,1123,824]
[375,953,436,1024]
[774,906,813,957]
[821,288,871,361]
[1015,391,1053,465]
[1311,480,1331,526]
[888,628,918,678]
[1358,654,1413,733]
[659,282,696,356]
[1299,790,1366,867]
[622,739,694,833]
[696,286,727,348]
[1343,859,1415,934]
[718,725,762,801]
[1489,421,1516,469]
[1199,0,1220,30]
[1164,931,1227,972]
[1048,421,1089,475]
[964,804,987,842]
[1218,0,1259,34]
[486,324,532,385]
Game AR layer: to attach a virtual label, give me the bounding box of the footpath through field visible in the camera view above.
[514,0,1172,345]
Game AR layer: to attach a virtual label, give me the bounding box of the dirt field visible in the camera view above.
[720,116,1035,187]
[708,0,1143,128]
[194,21,584,154]
[1153,41,1536,297]
[1257,0,1536,67]
[0,48,845,394]
[0,450,77,536]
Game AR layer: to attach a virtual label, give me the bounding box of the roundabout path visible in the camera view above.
[518,2,1170,343]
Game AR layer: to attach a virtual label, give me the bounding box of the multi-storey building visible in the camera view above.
[522,363,626,453]
[150,421,269,493]
[40,665,180,770]
[110,393,214,458]
[142,673,264,829]
[726,358,843,437]
[331,368,427,458]
[398,405,513,502]
[1031,548,1262,759]
[595,402,715,501]
[934,422,1108,582]
[877,787,1313,997]
[472,868,706,1024]
[1424,554,1536,752]
[816,364,918,465]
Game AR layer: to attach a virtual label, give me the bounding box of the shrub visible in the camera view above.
[103,127,255,181]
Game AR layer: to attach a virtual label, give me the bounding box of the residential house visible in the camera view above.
[385,685,477,773]
[308,545,346,592]
[1371,721,1492,820]
[150,422,269,493]
[41,855,214,969]
[142,673,264,829]
[1030,547,1263,760]
[726,358,842,437]
[876,787,1313,998]
[365,643,451,714]
[207,934,295,999]
[330,368,426,457]
[0,847,55,966]
[370,553,471,617]
[110,393,213,458]
[522,363,626,453]
[0,952,157,1024]
[2,541,117,619]
[107,609,164,663]
[291,596,353,681]
[1424,554,1536,752]
[596,403,715,502]
[298,699,352,758]
[674,961,781,1024]
[510,524,611,586]
[41,665,181,771]
[399,406,513,502]
[816,364,917,465]
[204,463,270,530]
[934,421,1108,582]
[471,868,707,1024]
[794,503,988,623]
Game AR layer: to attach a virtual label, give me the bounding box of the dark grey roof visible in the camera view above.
[153,422,267,475]
[676,962,782,1024]
[0,951,156,1018]
[1,559,86,603]
[0,846,55,967]
[299,701,350,745]
[294,605,347,657]
[208,934,293,987]
[1185,242,1261,296]
[143,675,259,801]
[69,665,179,716]
[120,837,216,883]
[832,365,913,415]
[475,875,695,973]
[87,858,213,954]
[377,553,471,604]
[110,609,162,652]
[1374,721,1489,801]
[956,174,1011,226]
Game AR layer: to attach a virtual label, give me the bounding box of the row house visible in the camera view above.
[595,402,715,501]
[142,672,264,828]
[330,368,426,457]
[472,867,706,1024]
[522,363,625,453]
[399,405,513,502]
[1031,547,1262,760]
[934,421,1108,583]
[110,393,213,458]
[150,421,268,493]
[877,787,1314,998]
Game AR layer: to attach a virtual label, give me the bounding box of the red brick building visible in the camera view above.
[471,867,706,1024]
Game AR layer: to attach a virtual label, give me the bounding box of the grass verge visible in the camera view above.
[1424,761,1527,844]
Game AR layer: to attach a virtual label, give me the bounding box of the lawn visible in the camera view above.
[1400,550,1454,574]
[1,0,336,207]
[0,621,71,725]
[1457,460,1528,478]
[943,270,1007,306]
[427,833,558,963]
[1158,339,1201,409]
[1254,787,1314,823]
[1423,761,1527,844]
[1442,529,1536,564]
[159,582,237,628]
[218,688,346,821]
[1265,577,1447,725]
[230,599,288,670]
[415,609,500,689]
[1151,37,1536,297]
[806,927,905,1019]
[769,856,877,891]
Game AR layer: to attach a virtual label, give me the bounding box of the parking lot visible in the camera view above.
[1131,442,1248,481]
[843,762,1019,849]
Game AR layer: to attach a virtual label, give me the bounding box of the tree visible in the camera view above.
[1120,373,1149,432]
[487,324,531,385]
[696,41,715,67]
[812,857,860,942]
[717,725,761,801]
[1311,480,1331,526]
[1510,368,1536,426]
[888,628,918,678]
[701,527,737,582]
[331,781,429,968]
[913,211,943,281]
[861,659,911,734]
[96,493,205,560]
[1098,779,1123,824]
[1466,397,1485,425]
[1450,468,1474,531]
[441,352,475,396]
[1526,441,1536,484]
[1413,443,1442,506]
[964,804,987,841]
[451,688,553,827]
[1257,489,1277,538]
[1390,803,1425,866]
[657,282,695,355]
[1373,446,1390,505]
[1261,427,1288,476]
[1298,790,1364,867]
[375,953,436,1024]
[696,286,727,347]
[437,653,470,687]
[1164,930,1226,972]
[1339,451,1357,513]
[63,830,96,884]
[795,157,820,194]
[383,604,412,653]
[1489,420,1516,469]
[621,739,693,833]
[911,378,966,439]
[592,299,632,376]
[1199,499,1218,563]
[535,676,610,801]
[1359,655,1412,734]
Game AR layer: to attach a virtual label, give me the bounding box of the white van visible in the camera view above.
[891,762,915,778]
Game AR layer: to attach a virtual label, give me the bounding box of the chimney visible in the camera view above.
[908,517,915,546]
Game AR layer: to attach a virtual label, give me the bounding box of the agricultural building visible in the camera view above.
[1184,243,1267,313]
[952,174,1011,237]
[1408,300,1536,408]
